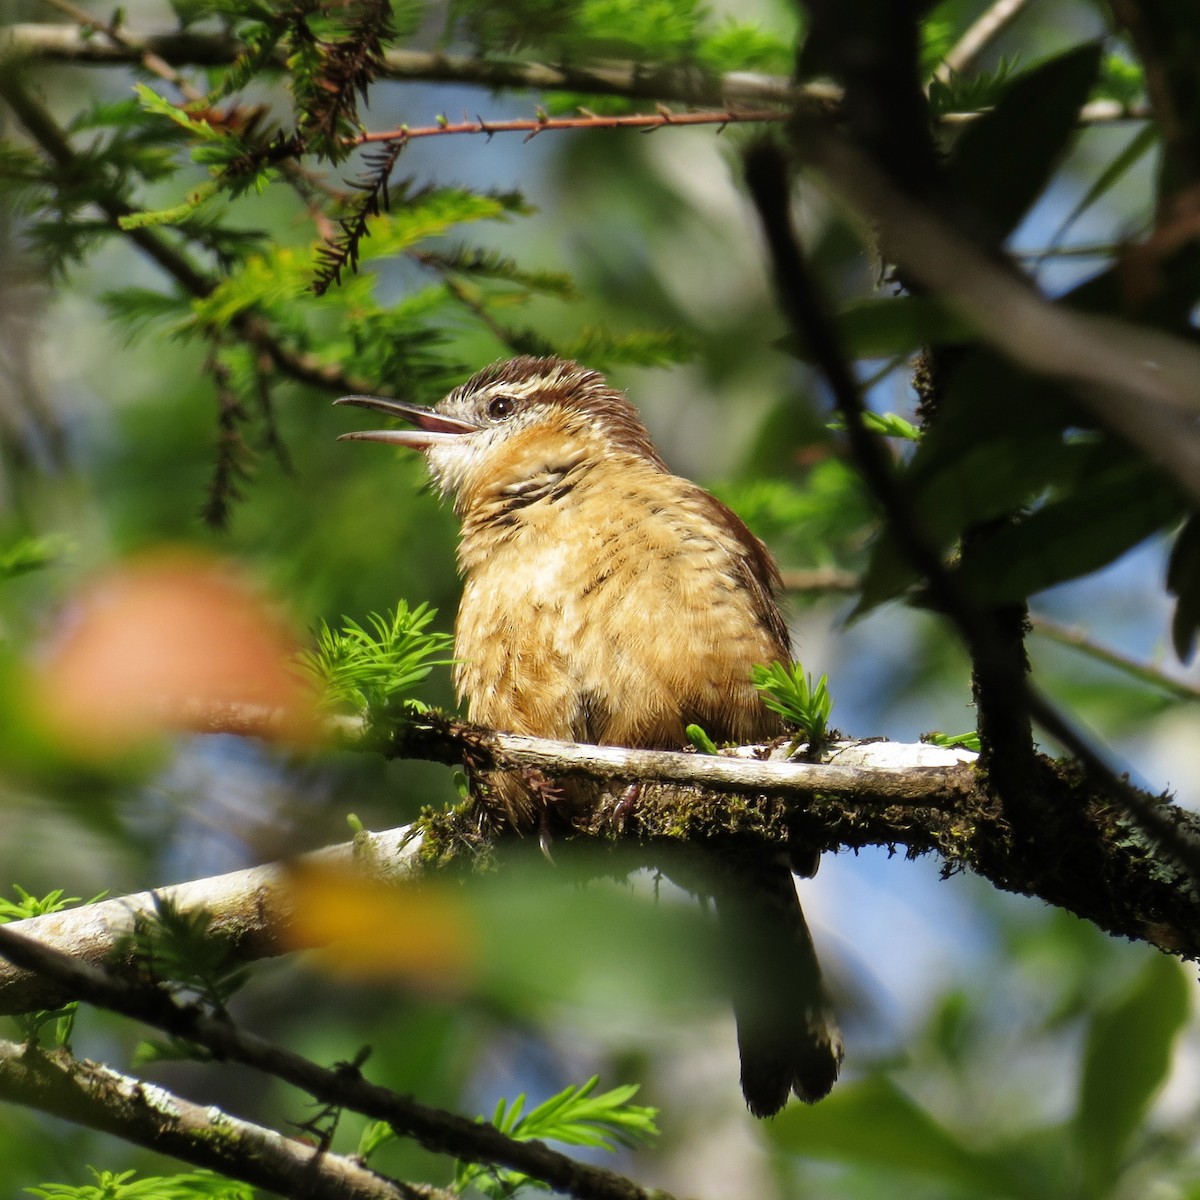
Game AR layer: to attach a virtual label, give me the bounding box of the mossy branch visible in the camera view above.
[1,707,1198,1022]
[0,1040,435,1200]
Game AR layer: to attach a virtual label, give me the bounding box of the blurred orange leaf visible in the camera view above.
[31,551,316,755]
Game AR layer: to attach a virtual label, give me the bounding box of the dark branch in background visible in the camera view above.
[0,925,676,1200]
[40,0,206,102]
[1109,0,1200,204]
[779,564,1200,701]
[742,144,1033,776]
[0,23,1154,124]
[800,125,1200,499]
[0,1040,436,1200]
[800,0,1040,812]
[743,139,1200,888]
[799,0,941,199]
[915,350,1040,816]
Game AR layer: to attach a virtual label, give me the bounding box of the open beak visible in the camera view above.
[334,395,480,448]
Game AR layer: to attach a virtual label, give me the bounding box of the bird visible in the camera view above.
[336,355,843,1117]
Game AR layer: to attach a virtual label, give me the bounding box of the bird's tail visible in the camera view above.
[713,862,843,1117]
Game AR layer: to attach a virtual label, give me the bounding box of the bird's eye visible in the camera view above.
[487,395,517,422]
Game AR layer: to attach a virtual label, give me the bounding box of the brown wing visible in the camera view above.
[689,487,791,660]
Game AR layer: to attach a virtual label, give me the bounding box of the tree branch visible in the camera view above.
[793,121,1200,501]
[744,86,1200,918]
[0,23,1150,124]
[0,927,677,1200]
[2,710,1199,1027]
[779,566,860,593]
[389,719,978,801]
[0,1039,442,1200]
[0,822,423,1015]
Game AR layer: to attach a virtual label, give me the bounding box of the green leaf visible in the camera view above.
[298,601,454,718]
[855,434,1083,613]
[951,463,1185,605]
[751,661,832,746]
[131,83,229,143]
[0,534,70,583]
[1166,514,1200,661]
[27,1166,252,1198]
[1094,51,1145,107]
[0,884,92,923]
[829,410,922,441]
[786,295,977,364]
[1044,123,1157,254]
[698,19,793,74]
[456,1076,658,1197]
[685,723,718,754]
[417,246,577,299]
[713,461,874,571]
[117,181,221,229]
[768,1076,1037,1199]
[928,56,1022,117]
[1076,954,1190,1199]
[110,895,251,1014]
[556,325,692,368]
[945,42,1105,246]
[926,730,981,752]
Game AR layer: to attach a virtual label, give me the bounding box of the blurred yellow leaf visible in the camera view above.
[284,864,478,992]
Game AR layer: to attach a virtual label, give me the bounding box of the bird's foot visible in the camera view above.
[520,768,563,862]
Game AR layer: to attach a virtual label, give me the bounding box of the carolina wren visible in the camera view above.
[337,356,843,1116]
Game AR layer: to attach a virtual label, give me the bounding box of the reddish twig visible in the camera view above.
[354,106,788,145]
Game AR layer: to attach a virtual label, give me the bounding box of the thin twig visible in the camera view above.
[779,567,860,593]
[355,108,788,145]
[1030,612,1200,702]
[39,0,205,101]
[933,0,1035,84]
[0,925,676,1200]
[440,274,543,356]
